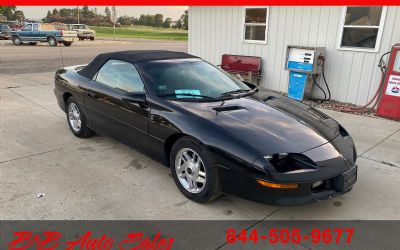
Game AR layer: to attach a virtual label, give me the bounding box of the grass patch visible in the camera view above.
[92,26,188,41]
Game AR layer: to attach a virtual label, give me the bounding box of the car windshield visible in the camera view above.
[136,59,251,100]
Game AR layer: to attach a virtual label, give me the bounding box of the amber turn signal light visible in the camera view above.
[256,179,299,189]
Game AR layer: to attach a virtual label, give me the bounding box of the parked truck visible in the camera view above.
[11,23,77,46]
[67,24,96,41]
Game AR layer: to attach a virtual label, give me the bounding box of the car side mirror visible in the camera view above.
[122,92,147,105]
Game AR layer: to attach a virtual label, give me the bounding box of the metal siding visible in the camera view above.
[188,6,400,105]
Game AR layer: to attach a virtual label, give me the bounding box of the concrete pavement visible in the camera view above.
[1,40,400,222]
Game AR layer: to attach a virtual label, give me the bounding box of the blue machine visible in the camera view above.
[285,46,325,101]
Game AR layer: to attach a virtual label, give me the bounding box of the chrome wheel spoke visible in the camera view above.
[182,152,191,162]
[198,170,206,177]
[196,176,206,184]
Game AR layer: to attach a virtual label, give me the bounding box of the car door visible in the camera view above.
[19,24,32,41]
[84,59,150,152]
[32,23,40,41]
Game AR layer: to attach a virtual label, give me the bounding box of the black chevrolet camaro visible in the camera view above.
[54,50,357,205]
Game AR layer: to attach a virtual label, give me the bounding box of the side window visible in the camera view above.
[33,24,39,31]
[95,60,145,93]
[22,24,32,31]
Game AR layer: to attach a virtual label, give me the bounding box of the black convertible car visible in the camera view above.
[54,50,357,205]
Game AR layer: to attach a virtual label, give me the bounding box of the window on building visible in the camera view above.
[339,6,387,52]
[243,7,269,44]
[95,60,145,93]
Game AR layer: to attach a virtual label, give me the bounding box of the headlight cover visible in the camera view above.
[263,153,318,174]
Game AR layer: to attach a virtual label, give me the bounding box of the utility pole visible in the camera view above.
[77,6,80,24]
[112,6,116,41]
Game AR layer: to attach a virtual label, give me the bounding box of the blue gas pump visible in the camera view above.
[285,46,326,101]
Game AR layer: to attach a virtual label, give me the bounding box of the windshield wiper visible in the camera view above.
[220,89,251,97]
[158,93,215,100]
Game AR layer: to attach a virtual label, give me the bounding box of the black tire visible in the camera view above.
[63,42,72,47]
[90,37,95,41]
[28,42,37,45]
[12,36,21,45]
[66,97,94,138]
[48,36,57,47]
[170,136,221,203]
[78,37,84,41]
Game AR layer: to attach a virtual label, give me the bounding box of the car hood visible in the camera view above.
[172,91,340,155]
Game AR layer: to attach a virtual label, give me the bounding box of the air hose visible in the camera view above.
[310,55,331,103]
[330,51,390,114]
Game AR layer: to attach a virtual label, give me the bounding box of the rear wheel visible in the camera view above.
[170,137,221,203]
[48,36,57,47]
[90,37,95,41]
[66,97,94,138]
[12,36,21,45]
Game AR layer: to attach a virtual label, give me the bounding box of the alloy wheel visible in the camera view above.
[68,103,82,132]
[175,148,207,194]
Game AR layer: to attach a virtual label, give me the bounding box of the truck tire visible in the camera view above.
[48,36,57,47]
[63,42,72,47]
[90,37,95,41]
[12,36,22,45]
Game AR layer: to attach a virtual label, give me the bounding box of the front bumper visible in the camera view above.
[219,163,357,206]
[78,34,95,38]
[250,165,357,205]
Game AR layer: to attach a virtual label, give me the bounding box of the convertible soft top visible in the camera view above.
[78,50,198,79]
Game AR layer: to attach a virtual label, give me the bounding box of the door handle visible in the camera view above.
[87,91,97,98]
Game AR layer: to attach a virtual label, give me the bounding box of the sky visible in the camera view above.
[17,6,188,20]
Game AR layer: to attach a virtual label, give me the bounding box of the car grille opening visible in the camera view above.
[311,179,333,192]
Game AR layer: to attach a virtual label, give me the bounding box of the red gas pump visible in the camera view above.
[377,44,400,120]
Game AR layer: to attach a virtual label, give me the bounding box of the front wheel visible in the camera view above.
[90,37,95,41]
[12,36,22,45]
[48,36,57,47]
[170,137,221,203]
[66,97,94,138]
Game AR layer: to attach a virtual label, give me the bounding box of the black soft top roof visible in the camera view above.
[78,50,198,79]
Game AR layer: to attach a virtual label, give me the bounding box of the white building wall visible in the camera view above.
[188,6,400,105]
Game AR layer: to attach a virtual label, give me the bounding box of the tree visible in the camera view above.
[163,17,172,28]
[111,6,117,25]
[174,20,183,29]
[81,6,90,18]
[1,7,15,20]
[145,14,155,26]
[117,15,132,25]
[13,10,24,21]
[181,10,188,30]
[104,6,111,22]
[154,14,163,27]
[52,8,59,16]
[46,10,52,18]
[138,14,146,25]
